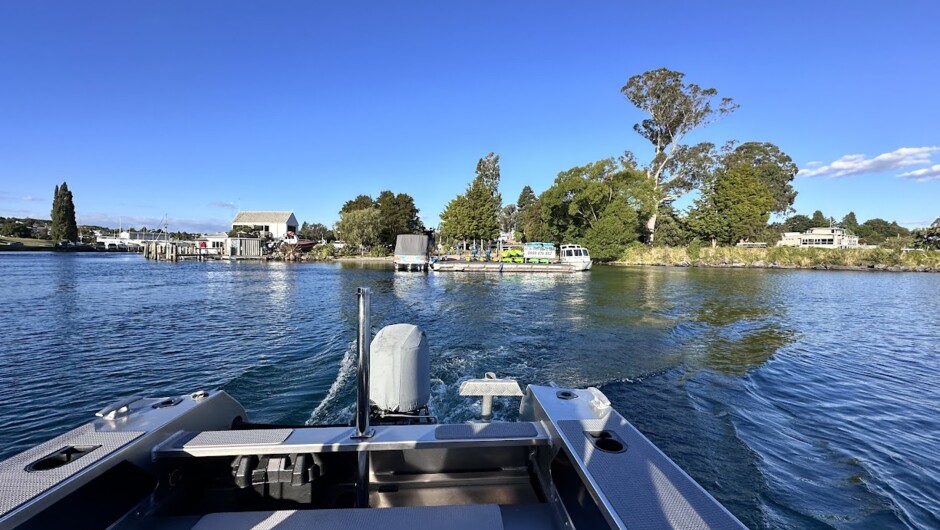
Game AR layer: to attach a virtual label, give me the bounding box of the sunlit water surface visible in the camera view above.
[0,253,938,529]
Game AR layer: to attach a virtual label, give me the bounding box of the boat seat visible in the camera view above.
[188,505,507,530]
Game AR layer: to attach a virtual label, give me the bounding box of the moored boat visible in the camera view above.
[559,244,592,271]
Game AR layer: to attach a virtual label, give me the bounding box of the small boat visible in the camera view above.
[559,244,592,271]
[281,234,317,250]
[0,289,744,529]
[394,234,430,271]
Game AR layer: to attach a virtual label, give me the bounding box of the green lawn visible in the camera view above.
[0,237,55,250]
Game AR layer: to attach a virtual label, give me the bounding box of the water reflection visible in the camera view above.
[681,270,796,375]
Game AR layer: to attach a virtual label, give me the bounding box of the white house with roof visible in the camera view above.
[231,211,299,239]
[777,227,859,249]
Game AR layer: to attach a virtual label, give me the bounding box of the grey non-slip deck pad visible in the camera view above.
[192,504,504,530]
[557,418,744,530]
[0,424,142,517]
[183,429,293,448]
[435,422,537,440]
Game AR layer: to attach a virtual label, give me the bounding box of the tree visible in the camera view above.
[515,196,550,243]
[439,194,471,244]
[514,186,537,241]
[721,142,798,215]
[439,153,502,246]
[539,158,646,244]
[810,210,828,227]
[299,222,334,242]
[913,218,940,250]
[652,205,691,247]
[856,218,910,245]
[517,186,536,211]
[688,164,774,246]
[580,200,640,261]
[335,207,381,252]
[783,214,813,233]
[499,204,517,235]
[0,219,32,238]
[621,68,737,243]
[535,157,645,259]
[841,212,859,233]
[50,182,78,242]
[375,190,423,247]
[340,194,375,214]
[51,184,60,239]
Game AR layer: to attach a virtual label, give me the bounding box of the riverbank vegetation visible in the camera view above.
[431,68,935,263]
[617,244,940,271]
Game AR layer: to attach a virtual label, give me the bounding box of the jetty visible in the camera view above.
[431,261,577,273]
[143,242,222,262]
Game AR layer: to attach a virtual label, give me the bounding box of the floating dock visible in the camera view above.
[431,261,576,273]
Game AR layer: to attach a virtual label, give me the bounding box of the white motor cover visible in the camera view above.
[369,324,430,413]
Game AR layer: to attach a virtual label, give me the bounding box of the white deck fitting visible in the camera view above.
[0,424,142,518]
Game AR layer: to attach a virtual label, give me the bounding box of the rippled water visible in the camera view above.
[0,253,938,529]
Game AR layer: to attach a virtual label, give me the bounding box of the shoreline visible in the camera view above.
[613,246,940,273]
[608,260,937,273]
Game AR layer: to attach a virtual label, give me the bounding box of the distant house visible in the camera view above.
[231,211,298,239]
[204,232,228,249]
[777,227,859,249]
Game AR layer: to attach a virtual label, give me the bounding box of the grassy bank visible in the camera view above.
[615,245,940,271]
[0,237,55,251]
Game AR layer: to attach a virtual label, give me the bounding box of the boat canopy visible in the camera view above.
[394,234,429,256]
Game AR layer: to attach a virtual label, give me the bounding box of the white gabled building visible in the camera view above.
[777,227,859,249]
[231,211,299,239]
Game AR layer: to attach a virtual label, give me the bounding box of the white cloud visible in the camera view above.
[799,146,940,178]
[209,201,237,209]
[898,164,940,182]
[20,195,41,202]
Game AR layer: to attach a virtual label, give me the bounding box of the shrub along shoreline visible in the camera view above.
[612,245,940,272]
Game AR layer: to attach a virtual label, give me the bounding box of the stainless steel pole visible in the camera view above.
[354,287,374,439]
[353,287,374,508]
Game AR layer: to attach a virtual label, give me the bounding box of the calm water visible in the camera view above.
[0,252,938,529]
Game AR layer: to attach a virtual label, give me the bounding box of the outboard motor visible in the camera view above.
[369,324,432,424]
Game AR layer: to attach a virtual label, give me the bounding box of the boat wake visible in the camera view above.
[306,342,358,425]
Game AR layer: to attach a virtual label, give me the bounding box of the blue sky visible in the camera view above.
[1,1,938,232]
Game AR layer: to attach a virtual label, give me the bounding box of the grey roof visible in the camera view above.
[232,211,294,224]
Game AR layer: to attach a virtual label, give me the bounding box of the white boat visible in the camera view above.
[394,234,430,271]
[559,244,592,271]
[0,289,743,530]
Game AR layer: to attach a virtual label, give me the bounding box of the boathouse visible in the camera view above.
[231,211,299,239]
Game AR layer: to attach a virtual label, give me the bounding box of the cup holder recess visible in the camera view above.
[585,430,627,453]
